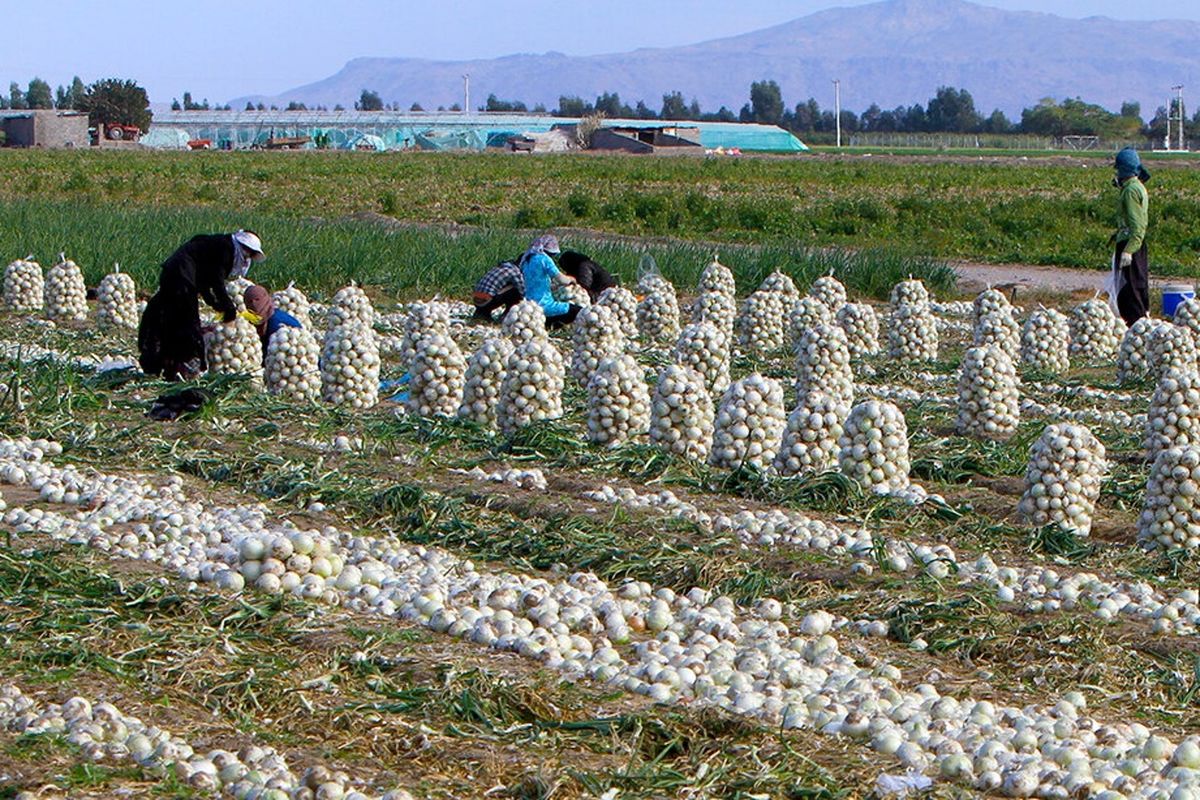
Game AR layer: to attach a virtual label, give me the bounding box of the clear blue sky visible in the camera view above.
[3,0,1200,105]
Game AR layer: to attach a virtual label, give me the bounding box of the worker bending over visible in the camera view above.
[138,230,265,380]
[243,285,301,361]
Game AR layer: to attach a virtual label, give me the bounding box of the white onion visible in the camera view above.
[406,332,466,417]
[956,344,1020,440]
[596,286,639,345]
[1020,308,1070,374]
[839,400,911,492]
[735,288,788,355]
[837,303,880,359]
[586,354,650,447]
[1144,368,1200,463]
[649,364,714,461]
[571,304,624,385]
[774,390,846,476]
[708,374,786,471]
[96,264,138,329]
[44,255,88,322]
[1018,423,1106,536]
[3,258,43,313]
[691,257,737,339]
[1116,317,1166,383]
[458,337,515,427]
[497,338,565,435]
[272,282,311,327]
[789,296,834,346]
[673,322,730,394]
[1069,298,1123,363]
[810,274,847,314]
[205,316,263,384]
[1139,445,1200,551]
[888,303,939,362]
[794,322,854,413]
[501,300,548,344]
[265,326,321,402]
[889,278,930,310]
[320,321,380,408]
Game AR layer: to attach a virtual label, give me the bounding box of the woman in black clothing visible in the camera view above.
[138,230,265,380]
[557,250,617,303]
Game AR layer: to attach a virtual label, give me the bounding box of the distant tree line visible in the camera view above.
[1,75,152,132]
[348,81,1191,143]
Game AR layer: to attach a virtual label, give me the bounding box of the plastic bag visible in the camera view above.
[637,253,661,285]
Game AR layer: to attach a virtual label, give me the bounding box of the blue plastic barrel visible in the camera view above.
[1163,284,1196,317]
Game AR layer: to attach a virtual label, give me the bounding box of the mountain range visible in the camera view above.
[234,0,1200,117]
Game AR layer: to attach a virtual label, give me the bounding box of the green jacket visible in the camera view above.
[1116,176,1149,253]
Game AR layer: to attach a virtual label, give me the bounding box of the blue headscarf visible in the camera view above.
[1115,147,1150,183]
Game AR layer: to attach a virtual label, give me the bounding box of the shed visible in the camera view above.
[590,125,704,153]
[0,110,90,148]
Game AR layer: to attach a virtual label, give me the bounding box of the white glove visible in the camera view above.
[1119,251,1133,269]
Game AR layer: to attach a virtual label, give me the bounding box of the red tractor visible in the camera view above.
[104,123,142,141]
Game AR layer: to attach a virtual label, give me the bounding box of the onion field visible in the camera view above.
[0,148,1199,799]
[3,149,1200,275]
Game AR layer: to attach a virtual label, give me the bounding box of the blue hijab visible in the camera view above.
[1115,147,1151,183]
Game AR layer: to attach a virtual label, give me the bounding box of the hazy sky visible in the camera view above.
[4,0,1200,104]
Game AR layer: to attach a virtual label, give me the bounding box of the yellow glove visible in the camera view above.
[240,310,264,326]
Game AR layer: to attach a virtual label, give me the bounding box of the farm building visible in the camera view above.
[0,110,90,148]
[145,110,807,153]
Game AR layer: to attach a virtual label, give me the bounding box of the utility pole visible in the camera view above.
[833,79,842,148]
[1173,85,1185,150]
[463,74,470,115]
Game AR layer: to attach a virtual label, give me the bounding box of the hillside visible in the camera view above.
[235,0,1200,116]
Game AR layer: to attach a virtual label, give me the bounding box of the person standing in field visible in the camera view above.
[137,230,265,380]
[1110,147,1150,325]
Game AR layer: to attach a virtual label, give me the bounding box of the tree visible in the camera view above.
[982,109,1012,133]
[357,89,383,111]
[25,77,53,108]
[634,100,656,119]
[1120,100,1142,122]
[9,82,26,110]
[171,98,183,111]
[925,86,981,132]
[333,104,344,111]
[78,78,152,132]
[555,95,593,116]
[256,103,266,111]
[660,91,688,120]
[55,85,70,109]
[449,103,461,111]
[594,92,631,118]
[711,106,736,122]
[688,98,701,119]
[286,101,307,111]
[68,76,85,108]
[484,93,527,112]
[791,98,821,132]
[748,80,784,125]
[860,103,883,132]
[532,103,547,113]
[244,101,255,111]
[409,102,424,111]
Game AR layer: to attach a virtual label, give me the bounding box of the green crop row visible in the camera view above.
[0,150,1196,275]
[0,199,956,300]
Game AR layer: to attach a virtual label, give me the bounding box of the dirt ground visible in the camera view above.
[952,259,1187,297]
